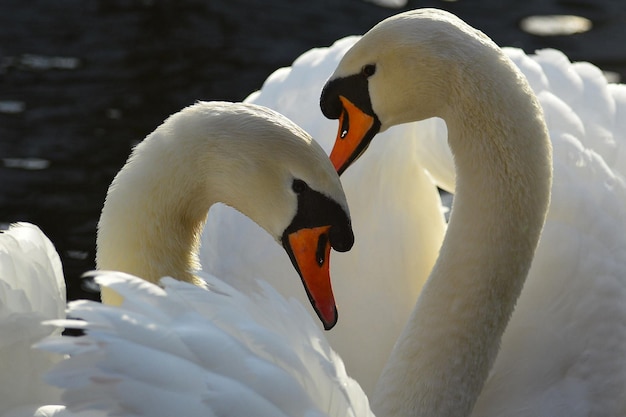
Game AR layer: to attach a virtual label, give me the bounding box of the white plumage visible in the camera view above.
[1,221,372,417]
[2,101,368,417]
[472,47,626,417]
[0,223,65,415]
[39,272,373,417]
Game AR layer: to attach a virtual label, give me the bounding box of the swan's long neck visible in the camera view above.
[371,52,552,417]
[96,127,218,288]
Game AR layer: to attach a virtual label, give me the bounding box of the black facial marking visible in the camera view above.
[320,73,376,120]
[281,186,353,253]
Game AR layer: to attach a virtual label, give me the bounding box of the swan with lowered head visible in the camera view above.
[321,8,553,416]
[11,101,369,416]
[96,101,354,330]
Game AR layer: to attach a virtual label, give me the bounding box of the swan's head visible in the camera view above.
[320,8,494,174]
[149,102,353,329]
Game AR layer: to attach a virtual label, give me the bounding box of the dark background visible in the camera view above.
[2,0,625,301]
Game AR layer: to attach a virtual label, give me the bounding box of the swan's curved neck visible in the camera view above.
[96,130,219,288]
[372,53,552,417]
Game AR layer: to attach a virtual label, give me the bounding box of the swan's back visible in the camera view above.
[506,48,626,177]
[470,48,626,417]
[0,223,65,413]
[39,272,373,417]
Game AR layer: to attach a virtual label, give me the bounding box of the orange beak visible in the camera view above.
[330,96,376,175]
[286,225,337,330]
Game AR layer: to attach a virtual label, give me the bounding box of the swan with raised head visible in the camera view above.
[322,8,626,417]
[201,36,446,395]
[203,21,626,404]
[321,8,551,416]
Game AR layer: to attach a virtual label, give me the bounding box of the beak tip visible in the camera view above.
[335,162,347,177]
[320,306,338,331]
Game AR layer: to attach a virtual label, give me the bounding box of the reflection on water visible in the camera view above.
[3,54,81,71]
[520,15,593,37]
[3,158,51,170]
[0,101,26,114]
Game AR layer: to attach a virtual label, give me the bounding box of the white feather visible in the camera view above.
[38,272,374,417]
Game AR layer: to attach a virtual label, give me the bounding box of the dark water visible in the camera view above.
[2,0,626,301]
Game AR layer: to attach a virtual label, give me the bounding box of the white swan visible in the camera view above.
[201,36,447,395]
[0,224,101,416]
[0,227,368,417]
[0,223,65,416]
[321,8,560,416]
[321,8,626,417]
[32,100,374,416]
[95,101,354,331]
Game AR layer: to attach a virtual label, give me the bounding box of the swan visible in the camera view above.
[321,8,626,417]
[203,22,626,402]
[202,24,626,401]
[0,224,101,416]
[321,8,553,416]
[0,223,65,416]
[95,101,354,331]
[1,101,359,415]
[0,229,369,416]
[201,36,447,395]
[31,100,373,416]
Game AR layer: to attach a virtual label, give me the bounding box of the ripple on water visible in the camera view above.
[2,158,51,170]
[520,15,593,36]
[0,101,26,114]
[6,54,81,71]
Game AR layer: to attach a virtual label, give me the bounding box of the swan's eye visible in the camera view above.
[361,64,376,77]
[292,179,308,194]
